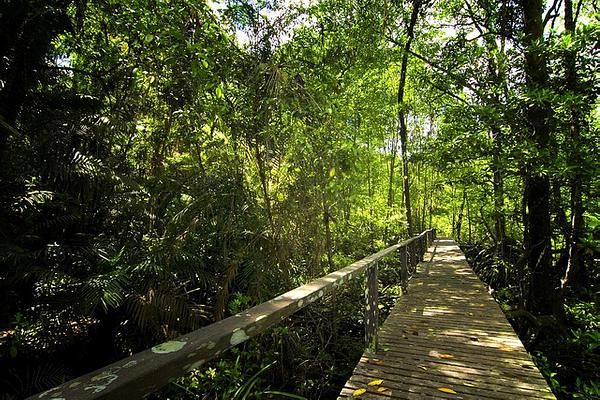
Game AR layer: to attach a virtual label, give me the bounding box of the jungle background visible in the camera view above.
[0,0,598,398]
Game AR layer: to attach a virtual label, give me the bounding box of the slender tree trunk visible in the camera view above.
[367,133,375,248]
[561,0,585,296]
[466,191,472,242]
[451,186,456,238]
[323,200,333,271]
[387,135,397,209]
[397,0,421,236]
[522,0,554,314]
[492,129,506,255]
[254,141,274,230]
[422,163,428,231]
[456,189,466,242]
[493,166,506,247]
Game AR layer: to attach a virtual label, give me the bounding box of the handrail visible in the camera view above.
[30,229,436,400]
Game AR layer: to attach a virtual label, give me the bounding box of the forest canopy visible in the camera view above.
[0,0,598,399]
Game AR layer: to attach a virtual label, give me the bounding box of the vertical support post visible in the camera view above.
[365,262,378,351]
[410,240,416,273]
[407,241,412,273]
[412,239,419,273]
[414,240,419,268]
[399,244,408,291]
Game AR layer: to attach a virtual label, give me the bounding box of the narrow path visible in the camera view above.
[339,239,555,399]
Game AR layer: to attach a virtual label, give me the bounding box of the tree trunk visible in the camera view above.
[422,163,428,231]
[466,191,472,242]
[397,0,421,236]
[560,0,585,296]
[456,189,466,242]
[492,129,506,255]
[522,0,554,315]
[387,136,397,210]
[323,200,333,271]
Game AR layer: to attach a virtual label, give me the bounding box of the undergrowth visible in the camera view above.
[461,242,600,400]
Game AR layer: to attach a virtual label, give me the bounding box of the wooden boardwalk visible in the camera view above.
[339,239,555,399]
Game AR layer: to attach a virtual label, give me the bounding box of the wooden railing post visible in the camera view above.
[410,240,416,273]
[399,245,408,291]
[365,261,378,351]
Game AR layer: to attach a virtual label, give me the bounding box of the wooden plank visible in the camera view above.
[339,239,555,399]
[29,232,433,400]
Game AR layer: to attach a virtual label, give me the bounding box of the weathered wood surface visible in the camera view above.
[29,230,434,400]
[339,239,555,399]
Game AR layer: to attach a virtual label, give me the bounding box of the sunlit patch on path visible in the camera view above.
[339,239,555,399]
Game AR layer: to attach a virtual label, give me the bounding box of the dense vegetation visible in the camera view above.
[0,0,597,399]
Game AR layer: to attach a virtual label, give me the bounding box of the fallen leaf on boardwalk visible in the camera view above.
[382,346,390,352]
[352,388,367,396]
[377,387,390,392]
[499,347,513,352]
[374,360,385,365]
[368,379,384,386]
[438,354,454,359]
[479,304,486,307]
[463,382,475,387]
[418,365,428,371]
[437,387,458,395]
[378,304,384,309]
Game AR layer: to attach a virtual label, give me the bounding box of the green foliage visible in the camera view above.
[0,0,598,398]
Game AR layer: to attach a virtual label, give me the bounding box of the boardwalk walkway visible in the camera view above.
[339,239,555,399]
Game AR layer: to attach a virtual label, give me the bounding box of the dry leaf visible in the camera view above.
[353,388,367,396]
[439,354,454,359]
[437,387,458,395]
[368,379,384,386]
[499,347,513,352]
[463,382,475,387]
[377,387,390,392]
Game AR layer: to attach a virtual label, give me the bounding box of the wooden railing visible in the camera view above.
[30,229,436,400]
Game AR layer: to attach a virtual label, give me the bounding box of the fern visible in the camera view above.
[11,190,55,214]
